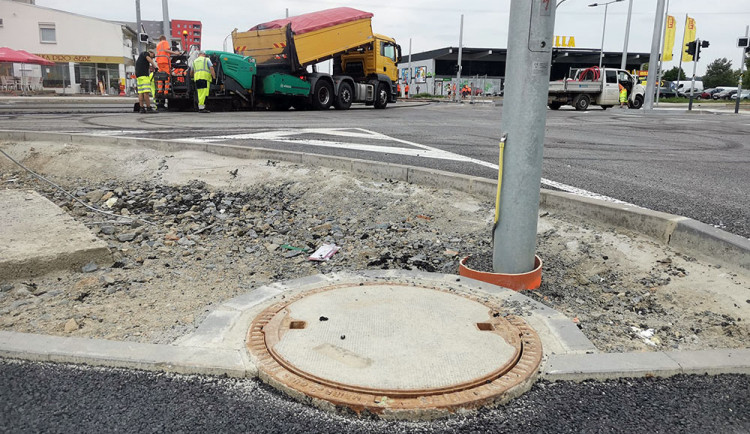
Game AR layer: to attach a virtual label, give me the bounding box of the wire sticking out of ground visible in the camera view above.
[0,148,155,226]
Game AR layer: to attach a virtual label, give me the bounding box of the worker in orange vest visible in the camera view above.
[405,83,410,97]
[155,35,180,98]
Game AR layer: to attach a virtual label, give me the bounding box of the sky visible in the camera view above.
[35,0,750,76]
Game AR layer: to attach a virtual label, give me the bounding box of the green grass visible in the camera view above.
[657,97,727,103]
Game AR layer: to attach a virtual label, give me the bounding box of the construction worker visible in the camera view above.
[155,35,179,97]
[618,82,628,108]
[405,83,409,97]
[135,49,158,113]
[191,51,216,113]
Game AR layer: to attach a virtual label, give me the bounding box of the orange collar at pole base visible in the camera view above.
[459,255,542,291]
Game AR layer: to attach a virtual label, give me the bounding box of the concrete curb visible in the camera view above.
[0,331,249,378]
[2,130,747,271]
[544,348,750,381]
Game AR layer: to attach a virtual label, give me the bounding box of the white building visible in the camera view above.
[0,0,137,94]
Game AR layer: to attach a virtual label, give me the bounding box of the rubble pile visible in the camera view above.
[0,152,747,352]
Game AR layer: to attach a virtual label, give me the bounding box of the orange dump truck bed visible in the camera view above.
[232,7,376,70]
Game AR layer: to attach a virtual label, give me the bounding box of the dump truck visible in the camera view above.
[233,7,401,110]
[548,67,645,110]
[152,7,401,111]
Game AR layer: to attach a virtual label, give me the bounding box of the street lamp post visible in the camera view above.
[589,0,624,70]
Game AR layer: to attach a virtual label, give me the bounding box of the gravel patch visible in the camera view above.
[0,141,748,353]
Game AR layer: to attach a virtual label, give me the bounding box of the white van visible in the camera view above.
[673,80,704,96]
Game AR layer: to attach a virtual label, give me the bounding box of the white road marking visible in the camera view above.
[182,127,632,204]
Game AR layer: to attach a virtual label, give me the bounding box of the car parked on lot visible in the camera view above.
[713,88,738,100]
[730,90,750,100]
[698,88,721,99]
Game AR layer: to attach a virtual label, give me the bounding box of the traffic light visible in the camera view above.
[685,40,697,57]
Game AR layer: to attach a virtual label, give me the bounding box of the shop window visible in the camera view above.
[39,23,56,44]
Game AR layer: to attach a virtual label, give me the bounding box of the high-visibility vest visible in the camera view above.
[156,40,171,65]
[193,57,212,81]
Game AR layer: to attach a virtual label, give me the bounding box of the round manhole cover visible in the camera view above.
[247,282,542,418]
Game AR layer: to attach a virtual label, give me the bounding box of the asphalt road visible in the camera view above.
[1,100,747,238]
[1,360,748,433]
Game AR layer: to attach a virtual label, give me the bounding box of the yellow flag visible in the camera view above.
[662,15,676,61]
[682,16,697,62]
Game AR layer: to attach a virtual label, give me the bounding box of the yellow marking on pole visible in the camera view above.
[494,134,507,225]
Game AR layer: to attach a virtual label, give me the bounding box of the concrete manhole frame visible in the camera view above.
[247,281,543,419]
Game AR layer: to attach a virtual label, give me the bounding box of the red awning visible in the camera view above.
[249,7,373,35]
[0,47,30,63]
[0,47,54,65]
[16,50,55,66]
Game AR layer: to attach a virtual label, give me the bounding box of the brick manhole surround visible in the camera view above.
[247,281,542,419]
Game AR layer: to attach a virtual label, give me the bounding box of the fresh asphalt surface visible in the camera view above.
[1,360,748,433]
[1,99,748,238]
[1,100,749,431]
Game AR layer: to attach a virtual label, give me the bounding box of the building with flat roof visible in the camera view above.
[402,46,650,96]
[0,0,137,94]
[128,19,203,51]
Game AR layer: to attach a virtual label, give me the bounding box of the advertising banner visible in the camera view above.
[682,16,696,62]
[662,15,676,61]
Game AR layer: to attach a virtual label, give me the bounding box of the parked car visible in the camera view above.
[730,90,750,100]
[713,88,738,99]
[655,85,676,98]
[698,88,720,99]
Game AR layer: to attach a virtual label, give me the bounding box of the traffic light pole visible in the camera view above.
[688,39,699,111]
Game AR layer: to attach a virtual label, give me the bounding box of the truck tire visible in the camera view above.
[573,94,590,111]
[629,95,644,109]
[374,83,389,109]
[548,102,562,110]
[312,81,333,110]
[334,82,353,110]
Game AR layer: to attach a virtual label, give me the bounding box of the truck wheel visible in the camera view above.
[573,94,590,111]
[548,102,562,110]
[374,83,389,109]
[629,95,644,109]
[334,82,353,110]
[312,81,333,110]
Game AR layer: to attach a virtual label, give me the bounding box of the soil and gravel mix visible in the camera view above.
[1,141,748,353]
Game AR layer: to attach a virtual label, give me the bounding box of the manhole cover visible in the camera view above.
[247,282,542,418]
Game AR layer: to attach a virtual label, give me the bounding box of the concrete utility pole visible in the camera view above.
[161,0,171,41]
[456,14,463,102]
[736,25,749,114]
[656,0,670,104]
[621,0,633,70]
[136,0,144,53]
[492,0,555,274]
[408,38,412,99]
[644,0,666,110]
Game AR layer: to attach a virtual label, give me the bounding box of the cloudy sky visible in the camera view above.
[35,0,750,75]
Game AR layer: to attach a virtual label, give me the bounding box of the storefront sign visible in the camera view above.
[554,36,576,48]
[36,54,127,64]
